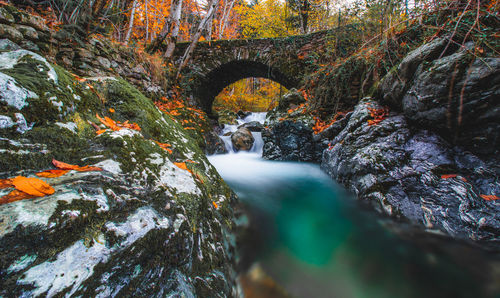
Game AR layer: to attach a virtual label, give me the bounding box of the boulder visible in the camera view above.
[238,121,263,132]
[204,130,228,155]
[237,110,251,119]
[0,48,239,296]
[262,120,316,162]
[231,127,254,151]
[379,38,500,158]
[321,99,500,244]
[277,88,305,112]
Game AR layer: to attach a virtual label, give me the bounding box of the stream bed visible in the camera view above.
[208,113,498,298]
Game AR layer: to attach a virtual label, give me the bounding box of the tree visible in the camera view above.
[177,0,219,75]
[237,0,292,38]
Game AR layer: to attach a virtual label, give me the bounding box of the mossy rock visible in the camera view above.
[0,48,239,296]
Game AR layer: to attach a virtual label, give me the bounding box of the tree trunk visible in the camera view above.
[177,0,219,76]
[145,0,149,42]
[147,0,181,53]
[164,0,184,59]
[124,0,138,43]
[218,0,235,39]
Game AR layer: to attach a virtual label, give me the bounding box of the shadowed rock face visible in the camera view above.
[231,127,255,151]
[321,99,500,245]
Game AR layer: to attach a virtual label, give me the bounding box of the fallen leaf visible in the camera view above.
[52,159,102,172]
[109,108,115,113]
[480,194,499,201]
[52,159,80,170]
[154,141,173,153]
[0,190,36,205]
[441,174,458,179]
[36,169,70,178]
[0,179,13,189]
[174,162,193,174]
[11,176,55,197]
[212,201,219,209]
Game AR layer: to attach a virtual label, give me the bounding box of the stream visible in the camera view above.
[208,113,498,298]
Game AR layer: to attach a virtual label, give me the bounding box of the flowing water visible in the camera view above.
[208,113,499,298]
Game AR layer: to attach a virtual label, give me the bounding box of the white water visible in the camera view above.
[219,112,266,154]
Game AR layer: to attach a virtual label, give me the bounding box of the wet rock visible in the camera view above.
[204,130,228,155]
[231,127,254,151]
[238,121,263,132]
[402,55,500,157]
[237,110,251,119]
[321,99,500,244]
[262,120,315,162]
[379,38,500,158]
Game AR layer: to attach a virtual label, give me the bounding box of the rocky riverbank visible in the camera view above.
[262,35,500,246]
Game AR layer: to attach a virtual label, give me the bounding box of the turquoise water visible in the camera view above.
[208,153,499,298]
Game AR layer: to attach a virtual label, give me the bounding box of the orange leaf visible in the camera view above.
[96,129,107,135]
[52,159,102,172]
[212,201,218,209]
[0,189,36,205]
[74,165,103,172]
[174,162,193,174]
[0,178,13,189]
[96,114,120,131]
[52,159,80,170]
[441,174,458,179]
[480,194,499,201]
[36,169,70,178]
[109,108,115,113]
[10,176,55,197]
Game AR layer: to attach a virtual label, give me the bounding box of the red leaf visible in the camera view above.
[441,174,458,179]
[480,194,499,201]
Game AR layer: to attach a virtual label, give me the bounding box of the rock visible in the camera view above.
[402,55,500,157]
[97,56,111,69]
[204,130,228,155]
[262,120,315,162]
[76,48,94,60]
[321,99,500,244]
[231,127,255,151]
[0,7,15,24]
[13,24,38,40]
[379,38,500,159]
[277,88,305,112]
[379,36,449,109]
[237,110,251,119]
[0,38,20,51]
[0,24,23,43]
[19,40,39,52]
[238,121,263,132]
[0,48,239,296]
[15,11,49,31]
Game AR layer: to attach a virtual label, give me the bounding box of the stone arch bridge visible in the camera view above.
[168,26,362,114]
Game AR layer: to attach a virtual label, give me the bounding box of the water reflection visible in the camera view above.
[208,153,499,298]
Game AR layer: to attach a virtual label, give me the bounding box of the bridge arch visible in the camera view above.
[195,60,298,113]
